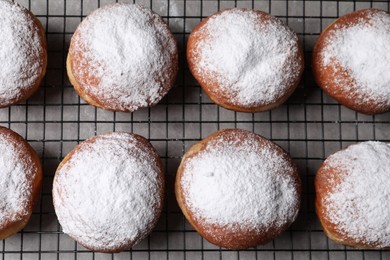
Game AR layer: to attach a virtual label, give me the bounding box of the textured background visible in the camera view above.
[1,0,390,259]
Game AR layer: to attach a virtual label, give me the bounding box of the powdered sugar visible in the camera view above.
[53,132,163,251]
[321,10,390,107]
[70,3,178,112]
[321,141,390,247]
[0,131,36,227]
[189,9,302,108]
[180,130,300,233]
[0,0,44,105]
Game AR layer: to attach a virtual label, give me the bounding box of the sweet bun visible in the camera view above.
[187,8,304,112]
[316,141,390,249]
[0,0,47,107]
[0,126,42,240]
[67,3,178,112]
[175,129,301,249]
[313,9,390,115]
[52,132,164,253]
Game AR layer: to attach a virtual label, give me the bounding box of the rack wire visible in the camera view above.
[1,0,390,259]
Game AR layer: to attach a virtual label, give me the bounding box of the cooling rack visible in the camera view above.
[1,0,390,259]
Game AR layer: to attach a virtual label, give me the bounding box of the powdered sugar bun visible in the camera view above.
[53,132,164,253]
[187,9,304,112]
[67,3,178,112]
[175,129,301,249]
[0,0,47,107]
[316,141,390,249]
[0,126,42,240]
[313,9,390,115]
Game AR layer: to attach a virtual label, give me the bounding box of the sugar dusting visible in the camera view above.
[0,0,44,105]
[53,132,163,251]
[181,130,300,234]
[0,132,35,227]
[321,9,390,107]
[321,141,390,247]
[190,9,302,108]
[70,3,178,112]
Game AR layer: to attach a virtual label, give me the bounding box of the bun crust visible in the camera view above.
[187,9,304,112]
[0,1,47,108]
[315,141,390,249]
[67,3,178,112]
[0,127,42,240]
[315,165,363,248]
[53,132,165,253]
[312,9,390,115]
[176,129,301,249]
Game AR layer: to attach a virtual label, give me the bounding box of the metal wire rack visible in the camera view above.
[1,0,390,259]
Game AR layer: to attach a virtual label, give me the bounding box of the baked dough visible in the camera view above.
[0,1,47,107]
[67,3,178,112]
[53,132,165,252]
[187,8,304,112]
[313,9,390,115]
[176,129,301,249]
[0,126,42,240]
[316,141,390,249]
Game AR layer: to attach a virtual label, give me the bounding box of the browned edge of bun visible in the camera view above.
[312,8,390,115]
[315,159,390,249]
[175,128,302,249]
[66,4,179,113]
[66,54,109,111]
[186,8,305,113]
[53,132,165,253]
[0,126,43,240]
[0,4,47,108]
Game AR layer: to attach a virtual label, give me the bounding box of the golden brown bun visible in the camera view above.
[187,9,304,113]
[312,9,390,115]
[0,2,47,108]
[175,129,301,249]
[66,54,104,110]
[53,132,165,253]
[0,126,42,240]
[67,3,178,112]
[315,165,364,248]
[315,142,390,249]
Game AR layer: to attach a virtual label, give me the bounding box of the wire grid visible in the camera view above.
[1,0,390,259]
